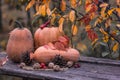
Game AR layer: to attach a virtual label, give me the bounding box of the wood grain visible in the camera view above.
[0,52,120,80]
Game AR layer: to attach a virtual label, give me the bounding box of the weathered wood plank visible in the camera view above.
[80,56,120,66]
[0,52,120,80]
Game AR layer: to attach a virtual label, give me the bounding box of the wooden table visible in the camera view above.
[0,52,120,80]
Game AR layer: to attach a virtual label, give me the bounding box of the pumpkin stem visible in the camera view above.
[15,20,24,29]
[40,20,50,29]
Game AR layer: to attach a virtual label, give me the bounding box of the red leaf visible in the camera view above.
[58,36,69,48]
[54,42,65,50]
[93,0,98,4]
[87,29,98,41]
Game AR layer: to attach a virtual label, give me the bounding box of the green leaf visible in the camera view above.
[81,30,87,40]
[90,17,98,27]
[102,52,109,57]
[32,15,41,25]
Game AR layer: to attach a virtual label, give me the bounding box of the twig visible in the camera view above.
[97,24,120,44]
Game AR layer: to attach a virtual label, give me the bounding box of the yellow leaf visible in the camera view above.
[103,35,109,43]
[59,17,65,33]
[99,3,108,8]
[107,8,115,15]
[46,7,51,16]
[78,0,82,5]
[85,0,92,4]
[72,24,78,36]
[85,25,91,31]
[117,24,120,27]
[94,17,102,26]
[69,10,76,22]
[100,7,107,17]
[59,17,64,25]
[116,8,120,17]
[105,18,111,27]
[70,0,77,8]
[99,28,107,35]
[35,4,39,12]
[91,38,98,45]
[60,0,66,12]
[51,13,56,25]
[26,0,35,11]
[45,0,51,8]
[112,43,119,52]
[76,43,87,52]
[41,5,47,16]
[90,12,96,19]
[116,0,120,6]
[42,0,47,4]
[85,4,92,13]
[34,5,42,16]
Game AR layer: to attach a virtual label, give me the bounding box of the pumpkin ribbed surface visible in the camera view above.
[6,28,34,62]
[34,27,62,49]
[31,46,80,63]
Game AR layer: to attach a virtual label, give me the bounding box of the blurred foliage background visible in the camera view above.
[0,0,119,59]
[0,0,119,80]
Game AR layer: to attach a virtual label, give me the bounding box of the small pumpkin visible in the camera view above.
[34,27,62,49]
[30,43,80,63]
[6,21,34,62]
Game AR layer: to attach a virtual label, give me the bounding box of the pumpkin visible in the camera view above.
[6,21,34,62]
[30,43,80,63]
[34,27,62,49]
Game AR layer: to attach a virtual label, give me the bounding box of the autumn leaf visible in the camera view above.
[45,0,51,8]
[42,0,47,4]
[69,10,76,22]
[94,17,102,26]
[85,25,91,31]
[80,15,91,26]
[26,0,35,11]
[91,38,98,46]
[103,35,109,43]
[105,18,111,28]
[85,4,92,13]
[99,3,108,8]
[71,24,78,36]
[85,0,98,13]
[54,42,66,50]
[35,4,39,12]
[116,0,120,6]
[41,4,47,16]
[107,8,115,16]
[58,17,65,33]
[99,28,108,35]
[60,0,66,12]
[100,7,107,17]
[34,5,42,16]
[112,43,119,52]
[70,0,77,8]
[50,13,56,25]
[46,7,51,16]
[116,8,120,17]
[85,0,92,5]
[90,12,96,19]
[87,28,98,41]
[78,0,82,6]
[93,0,98,4]
[76,43,87,52]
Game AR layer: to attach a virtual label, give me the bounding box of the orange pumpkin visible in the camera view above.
[30,43,80,63]
[6,21,34,62]
[34,27,62,49]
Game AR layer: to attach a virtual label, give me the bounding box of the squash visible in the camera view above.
[34,27,62,49]
[6,21,34,62]
[30,43,80,63]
